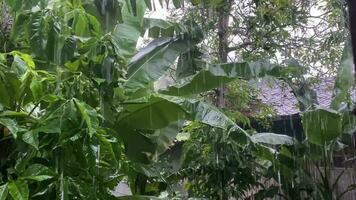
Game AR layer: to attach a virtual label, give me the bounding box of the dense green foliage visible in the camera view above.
[0,0,355,199]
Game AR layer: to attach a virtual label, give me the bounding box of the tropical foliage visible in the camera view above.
[0,0,355,200]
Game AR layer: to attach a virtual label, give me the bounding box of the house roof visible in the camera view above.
[255,77,356,116]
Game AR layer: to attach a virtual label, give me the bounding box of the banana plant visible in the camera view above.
[0,0,269,199]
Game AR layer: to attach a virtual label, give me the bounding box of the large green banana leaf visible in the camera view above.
[118,95,187,129]
[116,94,249,163]
[111,0,146,60]
[124,34,201,93]
[302,107,342,145]
[330,43,355,110]
[160,60,283,96]
[251,133,295,145]
[143,18,177,38]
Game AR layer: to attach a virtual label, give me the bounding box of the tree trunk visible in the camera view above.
[216,3,232,200]
[216,2,230,108]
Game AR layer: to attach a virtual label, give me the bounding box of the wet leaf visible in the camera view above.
[74,100,99,137]
[8,180,29,200]
[21,164,54,181]
[302,107,342,145]
[0,184,8,200]
[0,118,19,138]
[161,60,284,96]
[22,131,39,149]
[251,133,295,145]
[330,43,355,110]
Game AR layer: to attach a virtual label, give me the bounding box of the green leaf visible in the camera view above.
[149,120,184,154]
[125,36,199,93]
[0,118,19,138]
[330,43,355,110]
[6,0,43,12]
[117,126,156,164]
[176,47,202,79]
[10,13,30,41]
[21,164,54,181]
[251,133,295,145]
[130,0,137,16]
[143,18,178,38]
[30,76,43,102]
[36,118,61,134]
[111,0,146,59]
[342,111,356,135]
[144,0,152,10]
[0,81,11,107]
[74,10,90,36]
[173,0,183,8]
[302,107,342,145]
[46,17,62,63]
[118,95,186,129]
[160,60,283,96]
[6,0,23,12]
[118,195,163,200]
[0,184,8,200]
[74,100,99,137]
[0,71,21,107]
[28,11,47,58]
[22,131,39,149]
[10,51,35,71]
[157,94,250,144]
[8,180,29,200]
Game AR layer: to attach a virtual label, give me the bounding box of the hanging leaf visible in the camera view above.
[10,51,35,70]
[330,43,355,110]
[117,195,163,200]
[161,60,283,96]
[74,100,99,137]
[302,107,342,145]
[157,94,250,144]
[111,0,146,59]
[28,11,47,58]
[29,76,43,102]
[118,95,186,129]
[0,81,11,107]
[175,47,202,79]
[251,133,295,145]
[46,16,62,63]
[124,35,200,93]
[149,120,184,154]
[144,0,152,10]
[143,18,179,38]
[172,0,183,8]
[118,127,156,164]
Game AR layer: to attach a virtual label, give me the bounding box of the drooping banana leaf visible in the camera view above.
[148,120,184,154]
[175,47,203,79]
[251,133,295,145]
[111,0,146,60]
[124,32,202,93]
[117,195,165,200]
[143,18,176,38]
[116,93,249,163]
[302,107,342,145]
[118,95,187,129]
[330,42,355,110]
[115,94,187,163]
[160,60,284,96]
